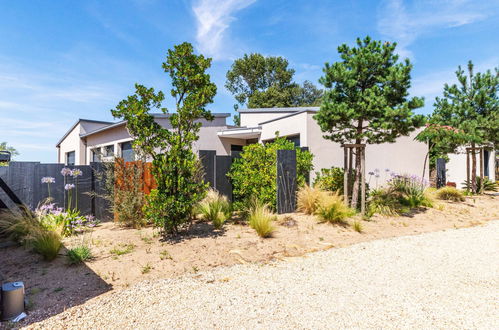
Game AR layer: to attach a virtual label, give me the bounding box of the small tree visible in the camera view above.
[429,61,498,193]
[314,36,425,209]
[228,136,313,210]
[111,42,217,236]
[0,142,19,163]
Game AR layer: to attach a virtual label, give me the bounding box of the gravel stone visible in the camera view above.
[27,221,499,329]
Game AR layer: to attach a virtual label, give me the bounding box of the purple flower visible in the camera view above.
[374,168,380,173]
[61,167,72,176]
[71,169,83,177]
[368,171,375,176]
[374,174,380,178]
[41,177,55,184]
[64,183,75,190]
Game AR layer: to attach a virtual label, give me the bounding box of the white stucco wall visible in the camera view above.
[58,123,85,165]
[446,147,496,186]
[240,111,297,128]
[259,112,308,145]
[305,113,429,184]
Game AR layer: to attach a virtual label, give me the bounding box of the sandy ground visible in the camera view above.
[27,220,499,329]
[0,194,497,327]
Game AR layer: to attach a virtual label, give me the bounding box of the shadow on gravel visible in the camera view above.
[161,221,226,244]
[0,242,112,327]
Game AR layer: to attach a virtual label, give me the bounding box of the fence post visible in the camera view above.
[277,149,297,214]
[436,158,446,188]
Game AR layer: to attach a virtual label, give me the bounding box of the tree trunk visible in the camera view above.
[471,142,477,193]
[350,120,363,210]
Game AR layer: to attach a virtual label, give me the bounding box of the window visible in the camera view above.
[230,144,243,152]
[103,145,114,157]
[91,149,101,163]
[66,151,75,165]
[121,141,134,162]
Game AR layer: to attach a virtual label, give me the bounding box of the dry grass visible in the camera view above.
[316,192,355,224]
[297,186,328,215]
[196,189,232,229]
[435,186,465,202]
[248,201,276,238]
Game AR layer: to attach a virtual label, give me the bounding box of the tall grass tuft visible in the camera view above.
[29,229,62,261]
[297,186,327,215]
[248,200,276,238]
[196,189,232,229]
[435,186,465,202]
[352,220,363,233]
[0,209,40,243]
[315,192,355,224]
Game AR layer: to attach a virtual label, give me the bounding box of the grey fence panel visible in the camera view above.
[90,162,113,221]
[215,155,233,201]
[436,158,446,188]
[36,163,65,208]
[277,150,297,214]
[199,150,216,188]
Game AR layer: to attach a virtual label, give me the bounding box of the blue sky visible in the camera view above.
[1,0,498,162]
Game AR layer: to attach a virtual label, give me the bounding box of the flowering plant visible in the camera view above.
[41,177,55,199]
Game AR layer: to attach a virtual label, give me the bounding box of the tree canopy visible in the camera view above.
[111,42,217,235]
[425,61,498,192]
[314,36,425,208]
[0,142,19,157]
[225,53,323,115]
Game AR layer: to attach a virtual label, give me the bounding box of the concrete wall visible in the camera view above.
[446,147,496,186]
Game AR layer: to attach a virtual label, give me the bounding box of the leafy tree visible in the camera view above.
[228,136,313,210]
[428,61,498,193]
[225,54,323,119]
[314,36,425,209]
[111,42,217,236]
[0,142,19,157]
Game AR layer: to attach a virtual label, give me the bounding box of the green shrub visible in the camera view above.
[196,189,232,229]
[248,200,276,238]
[435,186,465,202]
[367,188,402,217]
[315,193,355,224]
[228,136,313,210]
[297,185,327,215]
[461,177,498,192]
[30,230,62,261]
[67,245,92,264]
[313,167,344,193]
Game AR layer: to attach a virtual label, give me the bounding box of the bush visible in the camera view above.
[313,167,344,193]
[297,185,327,215]
[315,193,355,224]
[461,177,498,192]
[435,186,465,202]
[67,245,92,264]
[367,173,433,217]
[248,200,276,238]
[29,230,62,261]
[228,136,313,211]
[196,189,232,229]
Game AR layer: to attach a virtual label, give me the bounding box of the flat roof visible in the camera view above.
[238,106,319,113]
[258,109,318,125]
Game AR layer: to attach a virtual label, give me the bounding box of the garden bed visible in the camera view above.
[1,194,497,326]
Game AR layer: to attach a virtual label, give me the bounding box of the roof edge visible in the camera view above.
[258,109,317,125]
[56,119,113,147]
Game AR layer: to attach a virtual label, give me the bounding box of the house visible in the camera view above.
[446,146,496,186]
[56,107,430,183]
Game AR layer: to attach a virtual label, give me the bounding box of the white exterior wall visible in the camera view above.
[240,111,296,128]
[305,113,429,184]
[259,112,308,145]
[58,124,85,165]
[446,147,496,186]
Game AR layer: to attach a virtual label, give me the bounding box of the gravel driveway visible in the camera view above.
[28,221,499,329]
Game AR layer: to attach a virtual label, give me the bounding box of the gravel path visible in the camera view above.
[28,221,499,329]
